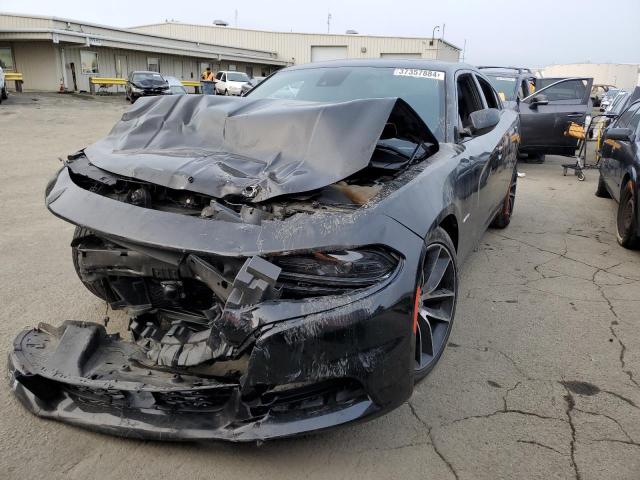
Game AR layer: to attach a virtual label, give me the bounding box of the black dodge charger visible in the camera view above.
[9,60,520,441]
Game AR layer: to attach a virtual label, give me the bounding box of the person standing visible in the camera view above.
[201,67,215,95]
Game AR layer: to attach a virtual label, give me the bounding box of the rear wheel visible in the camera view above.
[491,168,517,228]
[1,87,7,100]
[72,227,110,300]
[413,228,458,382]
[616,180,640,249]
[595,173,611,198]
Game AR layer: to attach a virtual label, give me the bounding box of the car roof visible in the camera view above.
[284,59,475,74]
[131,71,163,76]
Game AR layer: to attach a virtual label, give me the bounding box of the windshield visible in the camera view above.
[247,66,446,141]
[132,73,164,82]
[227,72,250,82]
[485,75,518,101]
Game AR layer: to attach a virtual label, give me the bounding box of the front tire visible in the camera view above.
[413,227,458,382]
[0,87,6,100]
[617,180,640,249]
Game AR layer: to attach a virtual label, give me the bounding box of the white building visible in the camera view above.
[0,12,287,92]
[542,63,640,91]
[130,21,461,65]
[0,12,460,92]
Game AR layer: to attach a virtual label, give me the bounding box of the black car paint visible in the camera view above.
[9,60,520,441]
[599,100,640,239]
[125,71,170,102]
[518,77,594,156]
[482,68,593,157]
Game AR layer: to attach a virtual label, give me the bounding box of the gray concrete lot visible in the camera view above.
[1,93,639,480]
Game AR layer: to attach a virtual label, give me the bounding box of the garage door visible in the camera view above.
[380,53,422,59]
[311,46,348,62]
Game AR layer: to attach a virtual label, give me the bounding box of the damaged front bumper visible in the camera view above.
[9,166,423,441]
[9,275,413,441]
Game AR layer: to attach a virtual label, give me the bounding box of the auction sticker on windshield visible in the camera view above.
[496,77,516,82]
[393,68,445,80]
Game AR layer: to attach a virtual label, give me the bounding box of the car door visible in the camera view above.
[518,77,593,156]
[453,72,504,244]
[474,74,514,215]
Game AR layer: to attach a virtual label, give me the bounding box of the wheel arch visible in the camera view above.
[438,214,459,252]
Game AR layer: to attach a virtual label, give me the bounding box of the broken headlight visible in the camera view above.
[273,248,398,296]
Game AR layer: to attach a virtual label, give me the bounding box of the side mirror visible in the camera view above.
[529,94,549,108]
[606,127,635,142]
[468,108,500,136]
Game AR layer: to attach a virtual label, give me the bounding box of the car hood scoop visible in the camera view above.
[85,95,435,202]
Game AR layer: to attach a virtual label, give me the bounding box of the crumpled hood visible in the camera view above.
[84,95,431,202]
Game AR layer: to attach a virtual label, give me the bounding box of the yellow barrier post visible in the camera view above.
[5,72,24,92]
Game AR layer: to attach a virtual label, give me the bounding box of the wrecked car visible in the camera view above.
[9,60,520,441]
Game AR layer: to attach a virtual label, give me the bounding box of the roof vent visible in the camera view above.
[346,29,358,34]
[213,20,229,26]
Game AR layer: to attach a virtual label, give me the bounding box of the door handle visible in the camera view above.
[567,113,583,117]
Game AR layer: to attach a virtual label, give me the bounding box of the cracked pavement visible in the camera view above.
[1,94,639,479]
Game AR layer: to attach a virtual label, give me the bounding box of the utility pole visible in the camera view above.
[461,39,467,62]
[442,23,445,40]
[234,9,238,27]
[327,12,332,33]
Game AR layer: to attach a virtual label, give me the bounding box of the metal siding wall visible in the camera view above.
[132,24,460,66]
[11,42,58,90]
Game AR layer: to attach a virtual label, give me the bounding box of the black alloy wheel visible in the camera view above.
[617,180,640,249]
[414,228,458,382]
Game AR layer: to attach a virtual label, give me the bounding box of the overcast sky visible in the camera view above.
[2,0,639,66]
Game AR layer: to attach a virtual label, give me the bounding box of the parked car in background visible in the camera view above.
[214,71,251,95]
[479,66,536,108]
[605,90,629,114]
[591,84,615,107]
[0,65,5,104]
[240,76,266,95]
[125,71,170,103]
[596,100,640,249]
[164,75,188,95]
[481,67,593,163]
[17,60,520,441]
[600,89,621,112]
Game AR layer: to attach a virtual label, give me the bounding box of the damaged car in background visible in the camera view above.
[9,60,520,441]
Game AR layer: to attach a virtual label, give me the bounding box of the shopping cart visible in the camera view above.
[561,116,605,181]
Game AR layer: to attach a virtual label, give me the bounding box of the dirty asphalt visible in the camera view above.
[0,94,639,479]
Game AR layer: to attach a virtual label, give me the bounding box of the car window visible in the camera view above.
[247,66,447,141]
[536,79,588,102]
[476,76,500,109]
[485,75,518,101]
[457,73,484,133]
[215,72,223,80]
[227,72,250,82]
[615,103,640,129]
[132,73,164,82]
